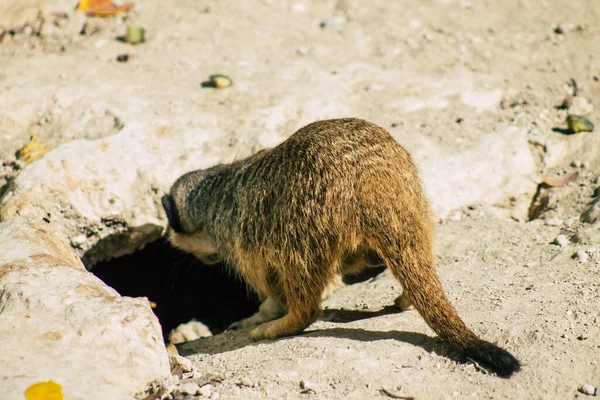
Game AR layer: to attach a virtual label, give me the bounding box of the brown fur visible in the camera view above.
[162,118,520,377]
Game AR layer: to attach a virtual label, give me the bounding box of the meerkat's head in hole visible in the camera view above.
[161,170,221,265]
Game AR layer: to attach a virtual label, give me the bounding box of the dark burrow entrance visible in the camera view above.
[91,238,261,339]
[91,238,387,340]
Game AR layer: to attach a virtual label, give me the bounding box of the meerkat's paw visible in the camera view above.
[228,316,261,331]
[228,297,285,331]
[248,317,302,341]
[322,275,345,299]
[248,321,279,341]
[248,309,316,341]
[393,291,413,311]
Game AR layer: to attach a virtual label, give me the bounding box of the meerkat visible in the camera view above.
[161,118,520,378]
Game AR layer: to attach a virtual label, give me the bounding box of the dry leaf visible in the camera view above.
[566,114,594,133]
[24,381,63,400]
[542,172,579,187]
[16,136,51,164]
[76,0,133,17]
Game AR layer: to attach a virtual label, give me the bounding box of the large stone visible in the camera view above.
[0,121,229,266]
[0,217,170,400]
[403,125,537,218]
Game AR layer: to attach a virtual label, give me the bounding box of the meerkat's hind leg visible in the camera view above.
[227,297,285,331]
[248,300,322,341]
[362,249,413,311]
[249,265,325,341]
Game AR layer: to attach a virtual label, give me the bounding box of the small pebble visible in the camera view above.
[296,46,309,55]
[545,218,563,227]
[569,97,593,115]
[409,19,421,29]
[170,354,193,372]
[571,160,582,168]
[290,3,305,13]
[70,234,87,247]
[166,343,178,355]
[320,16,345,28]
[578,383,596,396]
[237,377,255,387]
[177,382,200,395]
[553,234,569,247]
[300,379,317,392]
[572,250,589,262]
[554,23,576,35]
[199,384,213,397]
[95,39,109,48]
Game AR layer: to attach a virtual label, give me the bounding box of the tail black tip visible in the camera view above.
[463,340,521,378]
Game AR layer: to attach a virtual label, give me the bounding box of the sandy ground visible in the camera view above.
[1,0,599,399]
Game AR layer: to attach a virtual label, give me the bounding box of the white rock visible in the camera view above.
[290,3,306,13]
[0,217,170,400]
[406,126,537,219]
[449,212,462,221]
[0,121,226,266]
[578,383,596,396]
[572,250,589,262]
[199,383,214,397]
[177,382,201,395]
[545,218,563,227]
[238,377,256,387]
[569,97,593,115]
[320,16,345,28]
[170,354,194,373]
[554,234,569,247]
[169,319,213,344]
[300,379,318,392]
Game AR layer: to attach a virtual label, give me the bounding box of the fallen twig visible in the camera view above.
[380,387,415,399]
[571,78,579,97]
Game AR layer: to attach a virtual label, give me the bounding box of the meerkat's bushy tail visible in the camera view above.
[370,215,521,378]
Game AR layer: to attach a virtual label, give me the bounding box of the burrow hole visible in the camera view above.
[91,238,260,339]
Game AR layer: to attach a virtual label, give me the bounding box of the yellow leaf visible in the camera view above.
[24,381,63,400]
[76,0,134,17]
[16,136,51,164]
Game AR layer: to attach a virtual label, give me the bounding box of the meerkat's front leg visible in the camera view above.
[248,260,326,341]
[228,297,286,331]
